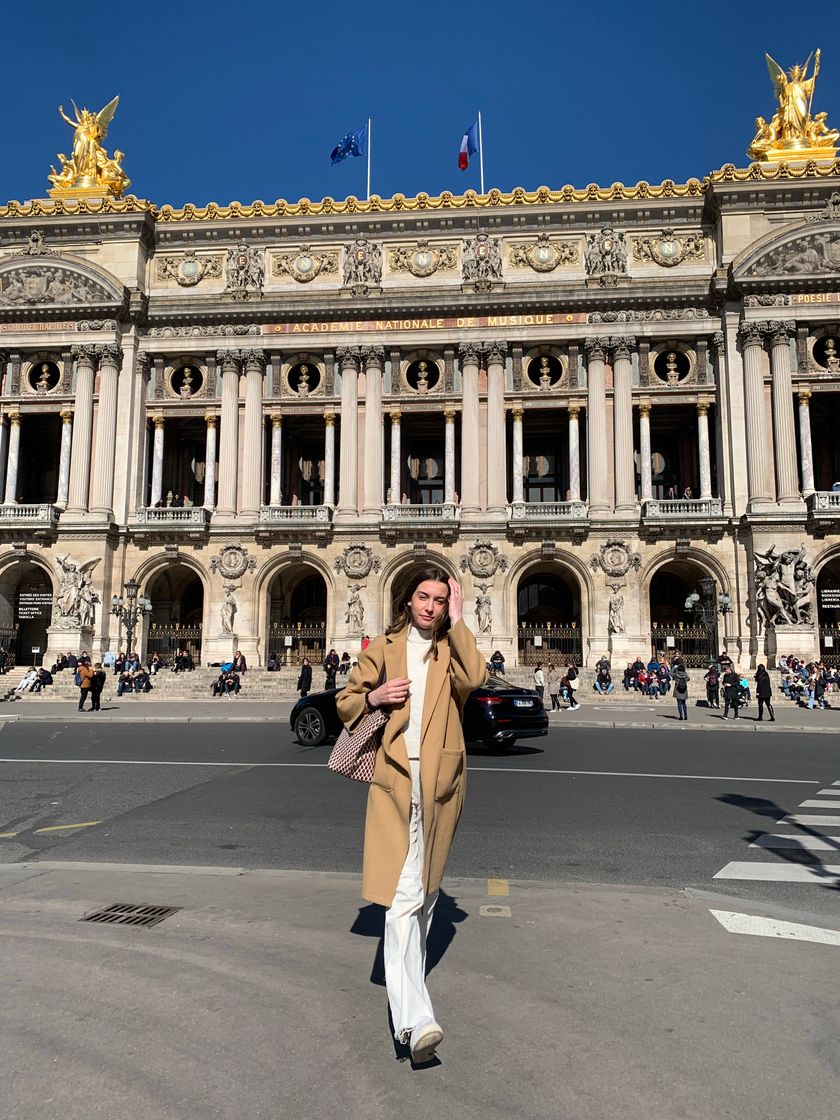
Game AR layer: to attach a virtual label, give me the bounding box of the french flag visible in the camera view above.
[458,121,479,170]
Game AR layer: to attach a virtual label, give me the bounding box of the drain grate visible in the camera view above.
[81,903,181,928]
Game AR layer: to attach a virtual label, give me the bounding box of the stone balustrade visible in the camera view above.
[643,498,724,519]
[0,503,60,526]
[134,507,210,526]
[259,505,332,523]
[382,503,460,522]
[509,501,589,522]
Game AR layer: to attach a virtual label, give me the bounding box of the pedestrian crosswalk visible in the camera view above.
[714,778,840,885]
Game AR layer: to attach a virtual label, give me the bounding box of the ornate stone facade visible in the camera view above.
[3,157,840,672]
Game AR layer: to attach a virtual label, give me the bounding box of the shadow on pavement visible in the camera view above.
[718,792,840,891]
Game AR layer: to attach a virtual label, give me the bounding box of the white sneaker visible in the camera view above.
[410,1020,443,1064]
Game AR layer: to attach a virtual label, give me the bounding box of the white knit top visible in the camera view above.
[403,625,433,760]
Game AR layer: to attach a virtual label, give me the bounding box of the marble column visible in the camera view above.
[150,416,165,507]
[739,322,773,505]
[584,339,609,513]
[389,411,401,503]
[798,391,816,496]
[768,321,800,502]
[66,344,98,515]
[240,349,266,518]
[511,406,524,504]
[90,343,122,517]
[216,350,241,516]
[0,418,9,504]
[56,410,73,508]
[444,406,457,505]
[611,336,636,513]
[568,405,582,502]
[485,341,508,515]
[459,342,481,513]
[203,415,218,509]
[336,346,360,518]
[3,412,21,504]
[697,403,712,499]
[638,403,652,502]
[323,412,336,506]
[362,346,385,513]
[269,414,282,506]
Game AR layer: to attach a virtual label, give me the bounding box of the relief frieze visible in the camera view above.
[508,233,579,272]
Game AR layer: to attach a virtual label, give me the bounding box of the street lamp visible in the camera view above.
[111,579,153,656]
[684,576,733,658]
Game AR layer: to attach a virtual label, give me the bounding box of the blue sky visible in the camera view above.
[2,1,838,208]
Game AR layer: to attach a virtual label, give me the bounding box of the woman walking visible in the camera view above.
[336,567,486,1064]
[547,664,561,711]
[755,664,775,721]
[673,664,690,721]
[296,657,312,698]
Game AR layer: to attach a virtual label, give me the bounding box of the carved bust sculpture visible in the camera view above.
[416,361,429,394]
[298,364,311,395]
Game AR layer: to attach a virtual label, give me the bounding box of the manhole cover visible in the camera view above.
[80,903,181,928]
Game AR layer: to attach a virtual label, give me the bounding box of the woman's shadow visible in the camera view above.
[350,890,468,1064]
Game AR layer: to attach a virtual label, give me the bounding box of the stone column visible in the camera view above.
[739,322,773,506]
[216,350,242,516]
[511,405,524,505]
[768,321,800,502]
[459,343,481,514]
[444,406,457,505]
[66,344,98,515]
[697,403,712,499]
[203,414,217,509]
[584,339,609,513]
[798,391,816,496]
[638,403,652,502]
[56,410,73,508]
[323,412,336,506]
[149,416,165,507]
[362,346,385,513]
[90,343,122,517]
[485,341,508,515]
[240,349,266,518]
[269,414,282,506]
[611,336,636,513]
[3,412,21,504]
[336,346,360,519]
[389,411,401,503]
[568,404,581,502]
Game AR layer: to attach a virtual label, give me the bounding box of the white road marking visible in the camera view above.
[0,758,822,784]
[710,909,840,946]
[815,789,840,796]
[750,834,840,852]
[714,861,840,882]
[797,800,840,809]
[782,814,840,826]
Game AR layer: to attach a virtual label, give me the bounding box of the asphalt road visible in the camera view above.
[2,719,839,919]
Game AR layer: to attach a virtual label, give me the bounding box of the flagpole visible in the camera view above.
[477,110,485,196]
[366,117,372,201]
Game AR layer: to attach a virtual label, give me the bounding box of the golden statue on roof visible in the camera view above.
[748,49,838,163]
[48,96,131,199]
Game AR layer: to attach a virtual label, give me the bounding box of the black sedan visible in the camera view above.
[290,677,548,752]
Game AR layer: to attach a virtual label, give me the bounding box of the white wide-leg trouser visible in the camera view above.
[384,759,439,1043]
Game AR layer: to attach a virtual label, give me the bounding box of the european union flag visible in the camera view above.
[331,123,367,165]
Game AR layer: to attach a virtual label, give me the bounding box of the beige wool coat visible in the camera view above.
[336,619,487,907]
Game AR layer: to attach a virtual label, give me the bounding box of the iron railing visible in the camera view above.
[518,624,582,666]
[650,623,715,667]
[267,621,327,665]
[146,623,202,662]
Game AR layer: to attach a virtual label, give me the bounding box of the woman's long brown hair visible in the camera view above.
[386,566,451,660]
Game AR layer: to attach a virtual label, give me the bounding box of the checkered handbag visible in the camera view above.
[328,665,388,782]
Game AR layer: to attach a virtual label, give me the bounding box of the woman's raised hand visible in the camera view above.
[369,676,411,709]
[447,578,463,625]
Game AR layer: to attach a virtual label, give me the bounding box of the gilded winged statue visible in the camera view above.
[48,96,131,197]
[748,49,839,161]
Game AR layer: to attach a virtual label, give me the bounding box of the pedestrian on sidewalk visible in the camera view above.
[755,664,775,721]
[547,664,561,710]
[722,665,741,719]
[336,567,485,1065]
[323,648,339,690]
[673,664,690,721]
[704,664,721,708]
[296,657,312,697]
[77,661,94,711]
[533,662,545,700]
[89,662,107,711]
[562,660,580,710]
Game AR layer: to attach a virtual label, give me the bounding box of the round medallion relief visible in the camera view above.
[405,359,440,394]
[170,365,204,399]
[288,362,321,396]
[28,360,61,394]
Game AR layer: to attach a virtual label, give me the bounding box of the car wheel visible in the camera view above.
[295,707,327,746]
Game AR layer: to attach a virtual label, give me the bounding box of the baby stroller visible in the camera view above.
[737,677,751,708]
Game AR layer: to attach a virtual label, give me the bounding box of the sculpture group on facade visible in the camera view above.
[48,97,130,197]
[54,556,99,630]
[225,243,264,297]
[748,50,839,161]
[754,545,814,628]
[0,266,107,306]
[462,234,502,284]
[585,228,628,283]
